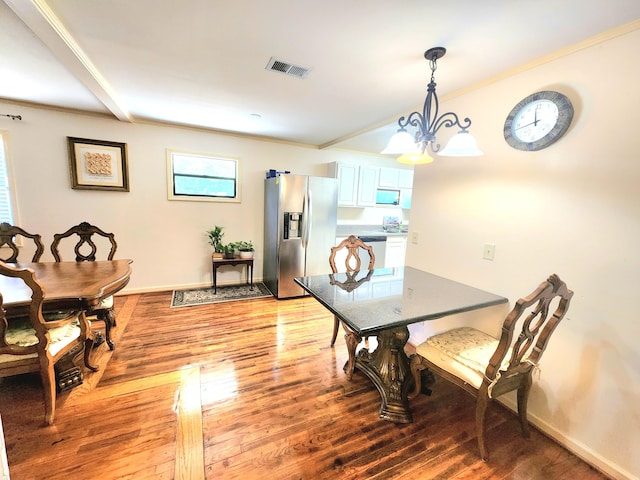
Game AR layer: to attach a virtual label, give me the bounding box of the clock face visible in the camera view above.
[512,99,558,142]
[504,91,574,151]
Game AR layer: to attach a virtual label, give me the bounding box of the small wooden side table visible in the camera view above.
[211,257,254,293]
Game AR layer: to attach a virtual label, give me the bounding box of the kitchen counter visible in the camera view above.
[336,224,408,238]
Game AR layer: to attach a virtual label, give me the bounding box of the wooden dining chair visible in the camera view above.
[50,221,119,350]
[0,222,45,263]
[0,262,96,424]
[328,235,375,379]
[409,273,573,461]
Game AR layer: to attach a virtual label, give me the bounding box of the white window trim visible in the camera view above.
[166,148,241,203]
[0,130,19,225]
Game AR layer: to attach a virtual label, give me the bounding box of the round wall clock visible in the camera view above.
[503,91,574,151]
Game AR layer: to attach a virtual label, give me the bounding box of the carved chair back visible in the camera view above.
[0,222,44,263]
[329,235,375,274]
[50,221,117,262]
[485,273,573,395]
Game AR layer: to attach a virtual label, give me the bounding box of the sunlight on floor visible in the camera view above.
[200,365,239,405]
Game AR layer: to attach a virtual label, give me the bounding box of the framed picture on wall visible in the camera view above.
[67,137,129,191]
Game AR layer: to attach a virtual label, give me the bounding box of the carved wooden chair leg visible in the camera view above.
[408,354,427,400]
[97,308,116,350]
[330,315,340,346]
[343,325,362,380]
[83,337,99,372]
[517,375,533,437]
[38,357,56,425]
[476,390,490,462]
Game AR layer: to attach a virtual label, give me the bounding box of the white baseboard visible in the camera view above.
[498,397,636,480]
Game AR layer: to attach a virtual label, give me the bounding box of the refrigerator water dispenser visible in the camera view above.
[283,212,302,239]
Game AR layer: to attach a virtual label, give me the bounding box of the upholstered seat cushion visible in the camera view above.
[86,296,113,320]
[96,295,113,310]
[415,326,506,389]
[0,315,82,363]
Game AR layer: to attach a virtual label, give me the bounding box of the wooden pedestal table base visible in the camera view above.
[350,325,415,424]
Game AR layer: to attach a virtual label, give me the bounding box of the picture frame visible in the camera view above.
[67,137,129,191]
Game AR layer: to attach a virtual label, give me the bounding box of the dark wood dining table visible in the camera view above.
[295,266,508,423]
[0,259,133,316]
[1,259,132,388]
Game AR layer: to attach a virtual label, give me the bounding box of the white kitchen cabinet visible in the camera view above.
[357,165,378,206]
[378,167,400,188]
[385,236,407,267]
[398,169,414,189]
[329,163,359,206]
[378,167,413,189]
[400,188,412,209]
[328,162,378,207]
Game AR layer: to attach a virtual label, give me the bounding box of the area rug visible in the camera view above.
[170,282,272,307]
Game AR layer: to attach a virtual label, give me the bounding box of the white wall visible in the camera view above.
[0,105,387,291]
[406,28,640,479]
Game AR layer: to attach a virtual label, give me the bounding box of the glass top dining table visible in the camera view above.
[295,266,507,335]
[294,266,508,423]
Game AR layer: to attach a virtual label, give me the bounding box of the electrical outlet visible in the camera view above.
[411,232,419,244]
[483,243,495,260]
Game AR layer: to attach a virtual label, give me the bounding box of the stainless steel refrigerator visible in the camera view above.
[264,175,338,298]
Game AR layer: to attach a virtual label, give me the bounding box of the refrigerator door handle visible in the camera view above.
[302,190,311,248]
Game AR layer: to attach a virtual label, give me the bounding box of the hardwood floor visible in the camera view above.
[0,292,609,479]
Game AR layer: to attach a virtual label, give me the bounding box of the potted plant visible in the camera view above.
[221,243,235,259]
[227,241,242,258]
[207,226,224,258]
[237,240,255,259]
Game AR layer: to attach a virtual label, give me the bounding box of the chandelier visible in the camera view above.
[381,47,482,164]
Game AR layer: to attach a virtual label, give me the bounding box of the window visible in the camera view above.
[0,132,15,223]
[166,149,241,202]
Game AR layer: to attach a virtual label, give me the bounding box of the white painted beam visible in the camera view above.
[4,0,131,122]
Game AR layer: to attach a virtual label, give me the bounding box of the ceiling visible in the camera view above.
[2,1,639,155]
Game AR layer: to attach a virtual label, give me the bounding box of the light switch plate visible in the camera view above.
[483,243,495,260]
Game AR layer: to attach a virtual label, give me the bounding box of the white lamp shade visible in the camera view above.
[438,131,483,156]
[381,131,418,155]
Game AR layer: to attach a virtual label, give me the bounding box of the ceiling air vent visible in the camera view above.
[266,57,311,79]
